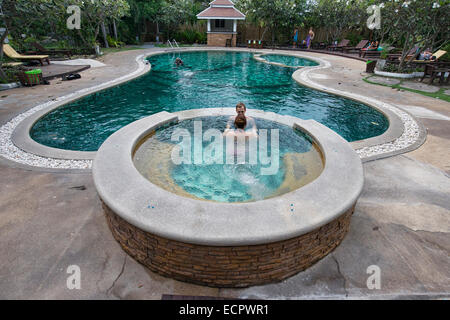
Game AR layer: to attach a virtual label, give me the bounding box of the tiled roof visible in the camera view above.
[197,7,245,19]
[210,0,234,6]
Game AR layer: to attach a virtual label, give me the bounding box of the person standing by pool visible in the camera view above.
[225,102,257,136]
[306,27,315,49]
[293,28,299,48]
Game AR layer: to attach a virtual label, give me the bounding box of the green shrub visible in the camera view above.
[382,63,424,74]
[380,46,391,59]
[174,23,207,44]
[346,32,363,46]
[107,35,125,48]
[440,42,450,62]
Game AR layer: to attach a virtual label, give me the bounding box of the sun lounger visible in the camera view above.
[3,44,50,65]
[28,42,72,58]
[343,40,369,54]
[327,39,350,51]
[411,50,447,63]
[386,46,420,63]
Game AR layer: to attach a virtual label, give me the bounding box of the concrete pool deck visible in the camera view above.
[0,47,449,299]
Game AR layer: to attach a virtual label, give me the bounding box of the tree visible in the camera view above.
[126,0,165,41]
[64,0,130,49]
[0,0,61,80]
[236,0,309,44]
[309,0,366,43]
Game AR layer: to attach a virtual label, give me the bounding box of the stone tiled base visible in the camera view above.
[103,201,354,288]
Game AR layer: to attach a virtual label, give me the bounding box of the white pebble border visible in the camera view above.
[0,53,150,169]
[0,50,421,170]
[295,55,421,159]
[355,104,420,158]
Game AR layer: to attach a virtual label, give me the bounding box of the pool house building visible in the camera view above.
[197,0,245,47]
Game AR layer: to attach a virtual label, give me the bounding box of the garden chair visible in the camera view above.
[386,46,420,63]
[411,50,447,64]
[29,42,72,59]
[311,42,327,50]
[3,44,50,66]
[327,39,350,51]
[420,64,450,85]
[343,40,369,54]
[360,50,381,59]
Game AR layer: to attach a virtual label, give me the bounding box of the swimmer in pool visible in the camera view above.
[224,102,257,137]
[175,57,183,66]
[223,115,258,138]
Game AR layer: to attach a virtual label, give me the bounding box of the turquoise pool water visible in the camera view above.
[31,51,388,151]
[260,54,319,67]
[133,117,324,203]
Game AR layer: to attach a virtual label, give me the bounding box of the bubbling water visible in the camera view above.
[133,117,324,203]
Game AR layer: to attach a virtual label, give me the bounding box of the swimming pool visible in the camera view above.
[259,54,319,67]
[30,51,388,151]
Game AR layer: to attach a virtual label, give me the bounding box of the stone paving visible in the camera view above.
[368,76,401,85]
[0,48,449,299]
[400,81,442,93]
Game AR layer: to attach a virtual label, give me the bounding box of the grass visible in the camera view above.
[363,75,450,103]
[101,46,145,54]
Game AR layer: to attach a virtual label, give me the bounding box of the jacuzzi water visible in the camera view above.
[133,117,324,203]
[260,54,319,67]
[31,51,388,152]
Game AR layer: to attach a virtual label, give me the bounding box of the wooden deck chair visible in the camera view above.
[3,44,50,65]
[30,42,72,58]
[412,50,447,63]
[327,39,350,51]
[386,46,419,62]
[343,40,369,54]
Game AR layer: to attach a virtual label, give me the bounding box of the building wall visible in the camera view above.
[207,33,237,47]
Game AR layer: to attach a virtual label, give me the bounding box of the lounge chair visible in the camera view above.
[327,39,350,51]
[411,50,447,64]
[3,44,50,66]
[420,64,450,85]
[360,50,381,59]
[386,46,420,63]
[28,42,72,58]
[313,42,327,50]
[343,40,369,54]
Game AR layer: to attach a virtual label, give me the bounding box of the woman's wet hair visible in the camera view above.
[235,114,247,129]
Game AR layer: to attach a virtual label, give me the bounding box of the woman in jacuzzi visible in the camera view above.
[223,114,258,138]
[223,114,258,164]
[223,102,258,138]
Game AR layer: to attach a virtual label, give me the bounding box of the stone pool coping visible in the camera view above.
[1,47,425,170]
[93,108,364,246]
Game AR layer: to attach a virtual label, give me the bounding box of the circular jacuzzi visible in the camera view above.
[93,108,364,288]
[133,116,324,203]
